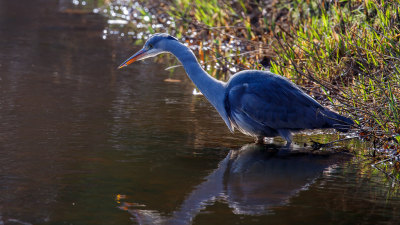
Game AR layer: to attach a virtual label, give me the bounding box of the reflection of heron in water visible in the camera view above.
[119,143,349,224]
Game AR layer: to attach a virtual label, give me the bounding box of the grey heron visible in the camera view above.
[118,33,353,144]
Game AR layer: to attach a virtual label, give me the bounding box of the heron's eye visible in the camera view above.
[149,44,153,48]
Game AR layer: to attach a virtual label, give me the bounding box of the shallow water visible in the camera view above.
[0,1,400,224]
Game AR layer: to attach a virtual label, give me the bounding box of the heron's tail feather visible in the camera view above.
[321,110,354,132]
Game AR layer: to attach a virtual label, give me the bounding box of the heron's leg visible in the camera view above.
[255,136,264,144]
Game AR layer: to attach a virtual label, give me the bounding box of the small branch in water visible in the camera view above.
[310,136,359,150]
[165,64,183,70]
[371,158,400,183]
[372,158,392,167]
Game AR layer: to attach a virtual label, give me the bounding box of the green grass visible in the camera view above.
[271,0,400,147]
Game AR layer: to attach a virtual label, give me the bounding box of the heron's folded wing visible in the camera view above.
[228,79,327,130]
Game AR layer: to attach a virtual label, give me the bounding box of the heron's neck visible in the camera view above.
[166,41,226,109]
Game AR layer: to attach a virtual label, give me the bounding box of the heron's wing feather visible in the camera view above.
[228,78,327,130]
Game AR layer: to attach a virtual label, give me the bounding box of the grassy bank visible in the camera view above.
[92,0,400,163]
[273,0,400,148]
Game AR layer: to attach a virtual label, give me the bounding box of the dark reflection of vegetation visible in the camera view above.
[71,0,400,176]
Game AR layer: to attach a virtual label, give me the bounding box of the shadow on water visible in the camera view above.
[119,143,349,224]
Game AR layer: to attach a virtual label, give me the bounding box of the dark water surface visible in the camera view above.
[1,1,400,224]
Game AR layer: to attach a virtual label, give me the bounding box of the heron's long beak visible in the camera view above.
[118,48,148,69]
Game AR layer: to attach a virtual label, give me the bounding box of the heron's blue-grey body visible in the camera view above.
[119,33,353,143]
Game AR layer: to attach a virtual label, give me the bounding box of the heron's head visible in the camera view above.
[118,33,179,69]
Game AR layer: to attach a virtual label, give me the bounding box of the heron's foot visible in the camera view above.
[255,136,264,144]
